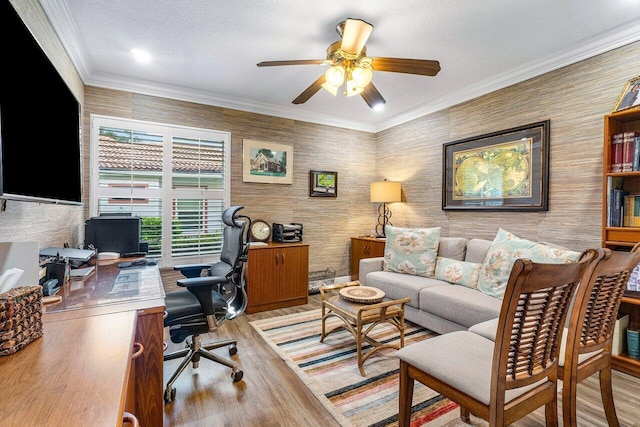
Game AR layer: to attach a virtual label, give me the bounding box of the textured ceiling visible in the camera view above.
[40,0,640,132]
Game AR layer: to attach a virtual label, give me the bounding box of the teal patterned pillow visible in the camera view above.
[477,228,581,299]
[435,257,482,288]
[383,226,441,277]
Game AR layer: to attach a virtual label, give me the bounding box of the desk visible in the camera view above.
[0,311,137,426]
[0,259,166,426]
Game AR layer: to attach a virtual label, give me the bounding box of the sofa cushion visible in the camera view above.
[365,270,446,309]
[435,257,482,288]
[476,228,581,299]
[419,285,502,328]
[464,238,493,263]
[383,226,441,278]
[436,237,469,260]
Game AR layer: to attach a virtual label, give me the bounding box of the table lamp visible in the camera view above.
[370,180,401,238]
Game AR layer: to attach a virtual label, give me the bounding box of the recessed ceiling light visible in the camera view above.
[130,48,151,63]
[373,103,385,112]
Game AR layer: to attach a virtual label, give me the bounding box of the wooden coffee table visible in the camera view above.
[319,281,410,376]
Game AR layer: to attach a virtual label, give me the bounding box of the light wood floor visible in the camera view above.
[160,270,640,427]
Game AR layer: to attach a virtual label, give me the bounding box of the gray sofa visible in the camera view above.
[358,237,502,335]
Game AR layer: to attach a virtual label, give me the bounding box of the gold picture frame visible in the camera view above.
[612,76,640,113]
[242,139,293,184]
[442,120,550,211]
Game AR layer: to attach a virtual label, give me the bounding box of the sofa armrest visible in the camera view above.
[359,257,384,285]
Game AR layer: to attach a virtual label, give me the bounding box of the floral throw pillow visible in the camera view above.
[383,226,441,278]
[476,228,581,299]
[435,257,482,288]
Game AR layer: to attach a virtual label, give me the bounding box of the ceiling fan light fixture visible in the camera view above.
[325,65,346,87]
[351,66,373,88]
[321,81,339,96]
[345,79,364,97]
[340,19,373,55]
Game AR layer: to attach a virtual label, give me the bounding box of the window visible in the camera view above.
[90,115,230,267]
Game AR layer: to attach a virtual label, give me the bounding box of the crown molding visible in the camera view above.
[40,1,640,134]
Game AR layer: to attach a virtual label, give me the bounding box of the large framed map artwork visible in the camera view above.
[442,120,550,211]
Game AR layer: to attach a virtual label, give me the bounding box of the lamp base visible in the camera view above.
[375,203,392,238]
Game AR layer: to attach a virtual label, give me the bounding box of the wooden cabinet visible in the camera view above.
[350,237,386,280]
[246,242,309,314]
[602,108,640,377]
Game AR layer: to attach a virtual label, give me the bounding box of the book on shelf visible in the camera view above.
[609,188,629,227]
[622,132,636,172]
[634,135,640,171]
[612,313,629,356]
[611,132,624,172]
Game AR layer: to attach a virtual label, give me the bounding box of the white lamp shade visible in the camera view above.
[370,181,401,203]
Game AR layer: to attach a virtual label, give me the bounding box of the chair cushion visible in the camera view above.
[558,327,603,367]
[383,226,441,278]
[468,318,499,340]
[164,290,227,324]
[395,331,544,405]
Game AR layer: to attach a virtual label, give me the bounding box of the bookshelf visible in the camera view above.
[603,108,640,377]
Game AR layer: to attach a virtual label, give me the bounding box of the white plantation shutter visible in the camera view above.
[91,115,230,267]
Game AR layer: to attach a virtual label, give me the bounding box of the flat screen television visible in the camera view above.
[0,0,82,205]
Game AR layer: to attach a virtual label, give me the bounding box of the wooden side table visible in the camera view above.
[319,281,410,376]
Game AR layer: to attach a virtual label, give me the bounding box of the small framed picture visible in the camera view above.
[612,76,640,113]
[309,170,337,197]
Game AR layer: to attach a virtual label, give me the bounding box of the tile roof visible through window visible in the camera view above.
[98,136,223,173]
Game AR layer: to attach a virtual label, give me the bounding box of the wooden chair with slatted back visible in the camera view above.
[558,246,640,427]
[396,250,597,427]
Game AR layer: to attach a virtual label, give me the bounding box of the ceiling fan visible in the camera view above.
[257,18,441,109]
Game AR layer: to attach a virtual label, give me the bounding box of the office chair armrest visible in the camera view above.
[176,276,228,289]
[174,263,212,278]
[177,275,229,316]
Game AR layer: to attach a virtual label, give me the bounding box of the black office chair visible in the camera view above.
[163,205,251,403]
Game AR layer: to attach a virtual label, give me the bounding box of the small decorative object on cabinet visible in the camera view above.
[350,236,386,280]
[602,107,640,378]
[249,219,272,242]
[246,242,309,313]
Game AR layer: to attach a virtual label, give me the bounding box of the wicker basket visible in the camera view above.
[0,285,43,356]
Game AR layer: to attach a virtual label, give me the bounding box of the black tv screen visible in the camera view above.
[0,0,82,205]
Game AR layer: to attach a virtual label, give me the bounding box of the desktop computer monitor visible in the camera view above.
[84,216,142,255]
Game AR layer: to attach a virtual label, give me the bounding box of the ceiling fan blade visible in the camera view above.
[371,57,441,76]
[340,18,373,55]
[292,74,326,104]
[257,59,325,67]
[361,83,386,109]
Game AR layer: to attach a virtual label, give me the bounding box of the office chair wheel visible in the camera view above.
[229,343,237,355]
[164,387,176,403]
[232,369,243,383]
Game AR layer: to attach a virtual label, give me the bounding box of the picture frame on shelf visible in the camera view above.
[309,170,338,197]
[612,76,640,113]
[242,139,293,184]
[442,120,550,211]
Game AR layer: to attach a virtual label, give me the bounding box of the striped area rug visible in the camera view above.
[250,309,461,426]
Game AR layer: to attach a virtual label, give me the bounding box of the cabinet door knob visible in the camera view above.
[123,411,140,427]
[131,341,144,360]
[281,253,285,265]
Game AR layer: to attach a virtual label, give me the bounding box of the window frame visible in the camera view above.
[89,115,231,268]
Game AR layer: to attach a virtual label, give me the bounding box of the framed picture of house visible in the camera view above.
[242,139,293,184]
[442,120,550,211]
[309,170,338,197]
